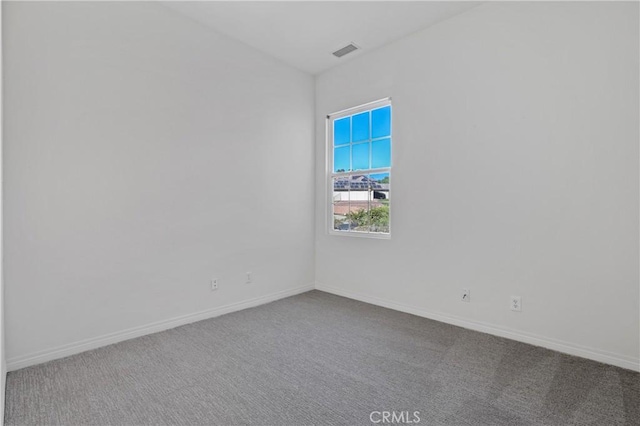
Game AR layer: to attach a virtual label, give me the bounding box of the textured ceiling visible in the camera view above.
[162,1,481,74]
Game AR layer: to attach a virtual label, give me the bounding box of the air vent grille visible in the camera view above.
[332,43,359,58]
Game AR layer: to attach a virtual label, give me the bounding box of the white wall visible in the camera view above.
[3,2,315,367]
[1,0,6,419]
[315,2,639,370]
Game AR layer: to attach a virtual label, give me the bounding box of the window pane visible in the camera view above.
[371,138,391,168]
[372,106,391,138]
[351,111,370,142]
[346,175,370,233]
[332,177,351,231]
[334,146,350,173]
[369,173,390,233]
[334,117,350,146]
[329,101,391,237]
[352,142,370,171]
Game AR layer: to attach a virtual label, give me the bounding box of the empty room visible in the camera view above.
[1,1,639,425]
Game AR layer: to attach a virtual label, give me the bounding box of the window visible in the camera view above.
[328,99,391,237]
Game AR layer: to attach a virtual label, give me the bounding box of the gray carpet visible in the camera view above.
[5,290,640,425]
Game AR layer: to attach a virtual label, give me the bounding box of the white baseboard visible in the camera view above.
[7,283,315,372]
[8,282,638,373]
[1,362,5,426]
[315,282,640,372]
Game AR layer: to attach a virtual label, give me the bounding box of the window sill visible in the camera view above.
[328,230,391,240]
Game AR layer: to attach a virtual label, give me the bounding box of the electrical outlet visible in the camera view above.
[461,288,470,302]
[211,279,219,291]
[510,296,522,312]
[246,272,252,284]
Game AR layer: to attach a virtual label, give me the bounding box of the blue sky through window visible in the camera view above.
[372,106,391,139]
[334,146,350,172]
[371,138,390,169]
[352,112,370,142]
[334,117,350,146]
[333,105,391,172]
[352,143,369,170]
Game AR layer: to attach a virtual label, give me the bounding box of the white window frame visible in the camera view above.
[327,98,392,239]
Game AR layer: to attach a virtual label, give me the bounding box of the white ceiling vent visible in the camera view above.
[332,43,359,58]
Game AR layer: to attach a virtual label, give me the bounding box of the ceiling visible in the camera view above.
[162,1,481,75]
